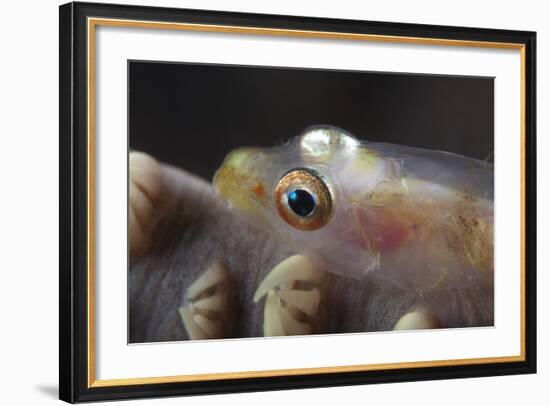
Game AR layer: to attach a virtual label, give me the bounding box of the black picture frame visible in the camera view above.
[59,1,537,403]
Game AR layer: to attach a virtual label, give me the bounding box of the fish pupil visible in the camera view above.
[287,189,315,217]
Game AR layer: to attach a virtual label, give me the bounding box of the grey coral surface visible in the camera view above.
[129,165,493,343]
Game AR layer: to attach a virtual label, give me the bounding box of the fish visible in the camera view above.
[213,125,494,294]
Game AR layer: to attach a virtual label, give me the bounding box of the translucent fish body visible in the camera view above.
[213,126,493,292]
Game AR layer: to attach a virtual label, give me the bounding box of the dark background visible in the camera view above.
[129,61,493,180]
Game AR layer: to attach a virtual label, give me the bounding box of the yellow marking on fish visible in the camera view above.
[352,148,379,172]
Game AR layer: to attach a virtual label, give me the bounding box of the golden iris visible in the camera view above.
[274,168,333,231]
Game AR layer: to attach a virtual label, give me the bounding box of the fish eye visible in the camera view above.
[287,189,315,216]
[274,168,333,231]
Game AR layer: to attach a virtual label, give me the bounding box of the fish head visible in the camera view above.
[213,126,392,278]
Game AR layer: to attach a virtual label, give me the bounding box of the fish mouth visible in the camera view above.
[213,147,271,226]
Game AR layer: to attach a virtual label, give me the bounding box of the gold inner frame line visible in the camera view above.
[87,17,527,388]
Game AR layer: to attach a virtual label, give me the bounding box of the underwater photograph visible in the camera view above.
[127,61,494,343]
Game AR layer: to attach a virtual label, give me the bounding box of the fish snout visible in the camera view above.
[213,147,271,226]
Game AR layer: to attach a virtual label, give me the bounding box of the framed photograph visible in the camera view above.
[59,1,537,403]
